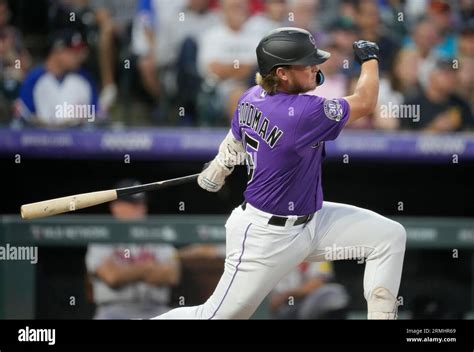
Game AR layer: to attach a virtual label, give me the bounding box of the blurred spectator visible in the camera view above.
[209,0,264,13]
[48,0,97,40]
[403,2,460,91]
[307,42,349,99]
[167,0,220,55]
[86,179,181,319]
[458,18,474,57]
[172,0,220,125]
[327,17,359,64]
[376,0,407,42]
[245,0,288,39]
[425,0,458,58]
[131,0,186,104]
[456,56,474,115]
[270,261,349,319]
[354,0,399,74]
[14,29,101,128]
[338,0,357,21]
[287,0,320,35]
[373,48,422,130]
[458,0,474,24]
[197,0,259,124]
[406,18,442,90]
[390,48,423,98]
[403,0,428,26]
[0,0,31,123]
[7,0,471,130]
[401,58,472,132]
[311,0,349,32]
[90,0,138,113]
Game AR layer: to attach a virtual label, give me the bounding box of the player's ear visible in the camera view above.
[275,67,289,81]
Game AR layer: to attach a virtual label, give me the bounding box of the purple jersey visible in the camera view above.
[231,85,350,216]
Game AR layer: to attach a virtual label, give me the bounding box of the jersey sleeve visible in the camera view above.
[295,96,350,150]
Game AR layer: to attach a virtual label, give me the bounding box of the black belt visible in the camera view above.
[241,201,314,227]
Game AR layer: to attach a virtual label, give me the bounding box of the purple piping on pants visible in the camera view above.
[208,223,252,319]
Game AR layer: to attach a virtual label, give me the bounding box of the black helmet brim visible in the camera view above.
[292,48,331,66]
[261,48,331,75]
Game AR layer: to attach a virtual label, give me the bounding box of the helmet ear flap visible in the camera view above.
[316,70,325,86]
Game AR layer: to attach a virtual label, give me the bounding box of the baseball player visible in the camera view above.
[154,27,406,320]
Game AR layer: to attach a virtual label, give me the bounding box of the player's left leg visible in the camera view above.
[153,204,312,319]
[305,201,406,319]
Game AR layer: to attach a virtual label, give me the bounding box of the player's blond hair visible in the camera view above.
[255,68,281,94]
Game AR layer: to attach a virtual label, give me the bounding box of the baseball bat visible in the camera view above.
[20,173,199,220]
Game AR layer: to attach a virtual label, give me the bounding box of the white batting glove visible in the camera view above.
[198,155,233,192]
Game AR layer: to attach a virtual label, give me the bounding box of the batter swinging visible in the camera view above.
[155,27,406,320]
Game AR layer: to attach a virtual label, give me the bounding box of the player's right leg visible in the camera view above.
[153,204,312,319]
[305,202,406,319]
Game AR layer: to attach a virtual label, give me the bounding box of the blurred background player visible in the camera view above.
[86,179,181,319]
[270,261,349,320]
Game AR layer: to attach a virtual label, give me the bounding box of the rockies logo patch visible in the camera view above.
[323,99,343,122]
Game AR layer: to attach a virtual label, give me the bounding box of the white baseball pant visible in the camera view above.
[153,201,406,319]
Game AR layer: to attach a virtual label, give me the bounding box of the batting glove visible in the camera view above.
[353,40,379,64]
[197,155,233,192]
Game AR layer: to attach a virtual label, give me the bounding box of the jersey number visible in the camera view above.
[243,132,259,184]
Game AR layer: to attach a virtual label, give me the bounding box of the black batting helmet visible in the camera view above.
[256,27,330,80]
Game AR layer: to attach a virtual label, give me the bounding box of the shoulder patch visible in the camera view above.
[323,99,343,122]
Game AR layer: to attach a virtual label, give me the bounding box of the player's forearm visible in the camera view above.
[345,61,379,125]
[353,61,379,114]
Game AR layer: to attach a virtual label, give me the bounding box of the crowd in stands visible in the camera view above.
[0,0,472,131]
